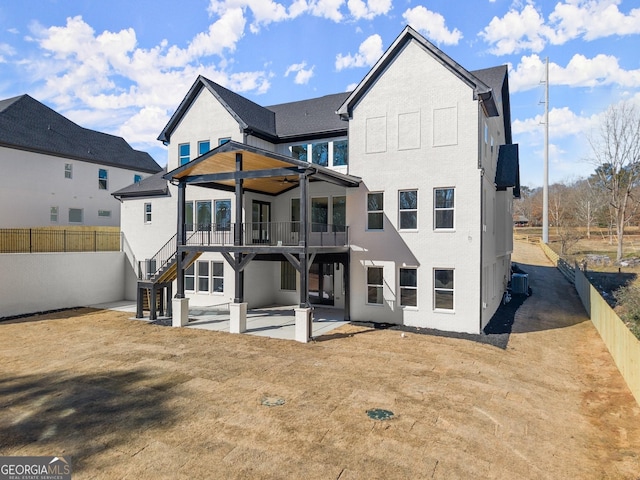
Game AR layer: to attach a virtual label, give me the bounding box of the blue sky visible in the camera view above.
[1,0,639,188]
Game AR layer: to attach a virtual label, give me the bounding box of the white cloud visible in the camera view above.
[513,106,599,139]
[549,0,640,43]
[480,4,550,55]
[481,0,640,55]
[118,106,169,148]
[23,14,270,149]
[188,8,246,57]
[509,54,640,93]
[335,34,383,71]
[0,43,16,62]
[208,0,288,33]
[207,0,390,27]
[402,6,463,45]
[308,0,346,21]
[285,62,315,84]
[347,0,392,20]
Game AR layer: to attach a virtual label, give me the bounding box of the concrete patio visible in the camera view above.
[89,301,349,340]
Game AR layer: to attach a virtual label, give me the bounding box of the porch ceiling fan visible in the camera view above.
[270,176,299,185]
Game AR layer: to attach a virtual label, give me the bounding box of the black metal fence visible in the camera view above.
[185,222,349,247]
[0,228,121,253]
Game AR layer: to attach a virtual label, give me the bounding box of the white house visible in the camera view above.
[0,94,162,227]
[115,26,519,338]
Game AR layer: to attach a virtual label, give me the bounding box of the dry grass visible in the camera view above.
[1,241,639,479]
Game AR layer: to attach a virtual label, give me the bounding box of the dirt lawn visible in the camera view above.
[1,241,640,479]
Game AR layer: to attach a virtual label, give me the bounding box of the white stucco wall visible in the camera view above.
[346,39,484,333]
[0,252,126,318]
[166,89,245,171]
[0,146,156,227]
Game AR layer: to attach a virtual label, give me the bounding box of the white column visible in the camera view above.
[172,297,190,327]
[295,307,313,343]
[230,302,248,333]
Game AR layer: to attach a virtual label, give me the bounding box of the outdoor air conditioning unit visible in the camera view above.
[511,273,528,295]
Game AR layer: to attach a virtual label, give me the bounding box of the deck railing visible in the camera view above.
[0,228,121,253]
[185,222,348,247]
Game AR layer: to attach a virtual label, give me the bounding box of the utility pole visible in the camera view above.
[542,57,549,244]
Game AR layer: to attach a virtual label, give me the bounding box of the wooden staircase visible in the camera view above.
[136,233,201,320]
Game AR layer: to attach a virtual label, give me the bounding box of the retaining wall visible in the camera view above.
[0,252,127,318]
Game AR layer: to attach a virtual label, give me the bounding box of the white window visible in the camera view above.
[214,199,231,231]
[434,269,454,310]
[434,188,454,230]
[399,268,417,307]
[333,140,348,166]
[98,210,111,218]
[179,143,190,165]
[399,190,417,230]
[50,206,58,223]
[185,264,195,291]
[212,261,224,293]
[144,203,152,223]
[64,163,72,179]
[69,208,83,223]
[98,168,108,190]
[367,192,384,230]
[218,137,231,146]
[367,266,383,305]
[311,142,328,167]
[185,201,194,231]
[198,140,210,156]
[197,261,209,292]
[291,144,308,161]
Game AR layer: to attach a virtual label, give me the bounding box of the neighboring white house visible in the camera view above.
[115,26,519,336]
[0,94,162,227]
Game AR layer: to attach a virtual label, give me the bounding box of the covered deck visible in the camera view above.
[163,140,361,342]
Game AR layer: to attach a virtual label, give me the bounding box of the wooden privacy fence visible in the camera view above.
[538,241,576,284]
[539,240,640,406]
[0,227,121,253]
[574,266,640,406]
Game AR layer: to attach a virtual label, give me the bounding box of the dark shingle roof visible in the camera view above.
[0,94,161,173]
[496,144,520,198]
[472,65,513,144]
[266,92,350,139]
[112,168,169,199]
[200,77,276,138]
[158,76,349,144]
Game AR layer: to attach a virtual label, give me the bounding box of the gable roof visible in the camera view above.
[158,76,349,145]
[158,76,277,144]
[112,168,169,199]
[0,94,161,173]
[472,65,513,144]
[337,26,499,119]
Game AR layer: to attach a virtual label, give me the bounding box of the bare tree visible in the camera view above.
[571,178,606,239]
[549,182,580,254]
[588,101,640,262]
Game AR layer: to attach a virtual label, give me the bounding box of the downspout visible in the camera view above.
[478,103,484,333]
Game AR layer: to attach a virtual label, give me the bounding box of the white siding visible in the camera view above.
[0,146,154,227]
